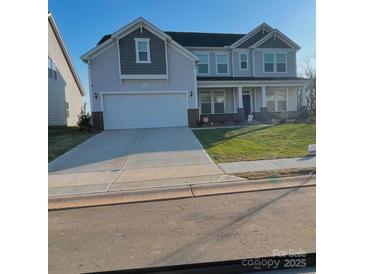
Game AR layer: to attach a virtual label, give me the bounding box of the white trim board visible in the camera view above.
[250,29,301,50]
[229,23,274,48]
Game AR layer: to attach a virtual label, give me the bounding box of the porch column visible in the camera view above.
[260,86,268,121]
[299,85,309,120]
[261,86,267,107]
[238,86,243,108]
[301,86,307,107]
[237,86,245,122]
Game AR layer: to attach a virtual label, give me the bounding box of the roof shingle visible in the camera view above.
[96,31,245,47]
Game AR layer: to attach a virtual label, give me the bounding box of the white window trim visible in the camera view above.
[134,38,151,63]
[239,53,249,71]
[265,88,289,112]
[263,52,287,73]
[215,52,230,75]
[199,90,226,114]
[195,52,210,75]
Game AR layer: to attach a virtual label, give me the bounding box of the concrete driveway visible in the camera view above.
[49,127,237,196]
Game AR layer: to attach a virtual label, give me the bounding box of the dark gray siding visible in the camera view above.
[119,27,167,74]
[238,30,269,48]
[258,37,290,48]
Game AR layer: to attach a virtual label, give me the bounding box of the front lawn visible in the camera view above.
[48,127,96,162]
[193,123,316,163]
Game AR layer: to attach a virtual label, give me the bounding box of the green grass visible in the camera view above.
[193,123,316,163]
[48,127,97,162]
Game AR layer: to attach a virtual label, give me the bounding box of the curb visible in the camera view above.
[49,175,315,211]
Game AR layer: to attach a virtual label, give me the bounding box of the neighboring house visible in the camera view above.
[48,13,84,126]
[81,17,308,130]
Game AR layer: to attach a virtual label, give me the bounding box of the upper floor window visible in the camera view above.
[239,53,248,70]
[216,53,228,74]
[276,53,286,72]
[197,53,209,74]
[48,57,57,79]
[135,38,151,63]
[264,53,274,72]
[264,53,287,73]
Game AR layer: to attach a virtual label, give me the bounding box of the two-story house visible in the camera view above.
[48,13,84,126]
[81,17,308,130]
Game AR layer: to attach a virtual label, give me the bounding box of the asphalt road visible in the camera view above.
[49,185,316,274]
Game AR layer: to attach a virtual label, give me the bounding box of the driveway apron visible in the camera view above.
[48,127,230,196]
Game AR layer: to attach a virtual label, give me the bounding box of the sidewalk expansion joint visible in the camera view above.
[106,129,149,192]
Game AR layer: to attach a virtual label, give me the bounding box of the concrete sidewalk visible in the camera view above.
[218,156,316,174]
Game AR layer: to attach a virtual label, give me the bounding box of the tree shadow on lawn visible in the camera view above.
[195,125,272,149]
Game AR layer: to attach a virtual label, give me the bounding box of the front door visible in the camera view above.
[242,94,251,119]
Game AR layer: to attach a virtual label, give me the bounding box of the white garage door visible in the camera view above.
[103,92,188,130]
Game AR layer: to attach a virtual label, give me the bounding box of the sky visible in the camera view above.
[49,0,316,109]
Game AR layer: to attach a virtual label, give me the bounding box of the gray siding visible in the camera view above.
[119,27,166,75]
[253,50,297,77]
[238,30,269,48]
[232,50,253,77]
[258,36,290,48]
[48,71,67,126]
[90,42,197,111]
[48,19,83,126]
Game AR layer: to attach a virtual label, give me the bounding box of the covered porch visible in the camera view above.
[196,78,309,125]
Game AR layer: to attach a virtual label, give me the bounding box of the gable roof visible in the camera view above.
[97,32,245,48]
[229,23,273,48]
[48,13,84,96]
[82,17,198,62]
[250,29,301,50]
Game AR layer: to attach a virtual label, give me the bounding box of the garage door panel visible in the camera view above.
[103,93,188,130]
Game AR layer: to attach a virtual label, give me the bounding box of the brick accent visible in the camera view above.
[187,109,199,128]
[200,113,238,123]
[260,107,269,121]
[92,112,104,131]
[237,107,245,122]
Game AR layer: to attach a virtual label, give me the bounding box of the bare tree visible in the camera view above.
[300,58,316,115]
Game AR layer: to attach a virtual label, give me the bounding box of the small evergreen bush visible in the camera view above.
[77,109,92,131]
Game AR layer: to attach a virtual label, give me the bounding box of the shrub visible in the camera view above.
[77,109,92,131]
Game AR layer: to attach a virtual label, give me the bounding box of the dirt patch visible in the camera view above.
[234,168,316,180]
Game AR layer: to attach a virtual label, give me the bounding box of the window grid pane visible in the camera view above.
[198,64,208,74]
[139,51,148,61]
[264,53,274,63]
[217,55,227,64]
[201,103,212,114]
[264,63,274,72]
[278,101,287,111]
[198,54,208,64]
[217,64,228,73]
[213,92,224,103]
[214,103,224,113]
[138,41,147,51]
[267,101,275,112]
[200,93,211,103]
[276,63,286,72]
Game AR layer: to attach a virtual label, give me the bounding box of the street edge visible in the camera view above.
[49,175,316,211]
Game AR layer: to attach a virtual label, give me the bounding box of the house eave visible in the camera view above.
[197,79,310,88]
[48,13,85,96]
[249,29,301,50]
